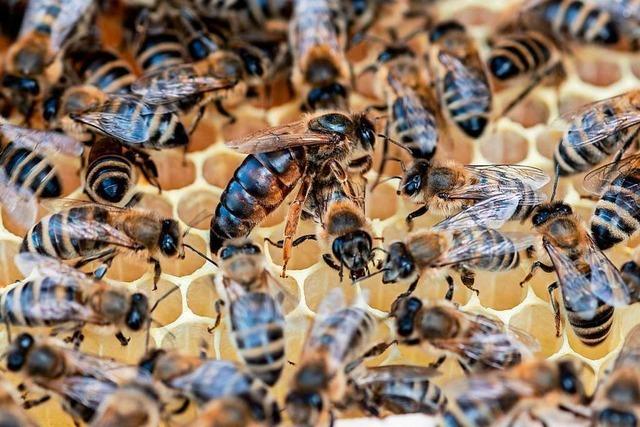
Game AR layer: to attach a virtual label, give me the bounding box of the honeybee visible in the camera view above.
[487,30,565,116]
[212,111,376,274]
[377,196,537,296]
[84,137,159,207]
[286,289,380,427]
[442,359,590,426]
[90,382,162,427]
[515,0,640,52]
[342,364,447,417]
[0,379,37,427]
[2,0,95,118]
[398,160,549,227]
[552,90,640,177]
[428,20,492,139]
[0,121,84,228]
[520,201,633,346]
[138,349,281,425]
[289,0,351,110]
[19,201,196,287]
[390,298,537,373]
[212,239,288,386]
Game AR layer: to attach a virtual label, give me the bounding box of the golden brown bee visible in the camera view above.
[19,201,194,287]
[442,359,590,426]
[212,239,289,386]
[377,196,537,295]
[390,298,537,373]
[428,20,492,139]
[289,0,351,110]
[213,111,376,275]
[520,201,633,346]
[90,382,162,427]
[190,398,266,427]
[553,90,640,177]
[0,379,37,427]
[343,364,448,417]
[2,0,95,118]
[138,349,281,425]
[285,290,381,427]
[398,159,549,227]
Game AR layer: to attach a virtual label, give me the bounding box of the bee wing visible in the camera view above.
[14,253,94,288]
[301,288,346,353]
[437,52,491,103]
[170,360,250,400]
[131,64,237,105]
[463,164,550,190]
[432,231,537,268]
[551,93,640,149]
[582,153,640,195]
[444,374,535,406]
[584,234,631,307]
[614,324,640,369]
[352,365,441,386]
[591,0,640,20]
[0,168,38,229]
[224,121,338,154]
[65,350,141,384]
[50,376,117,412]
[264,270,298,308]
[48,0,94,52]
[433,195,520,231]
[0,122,84,157]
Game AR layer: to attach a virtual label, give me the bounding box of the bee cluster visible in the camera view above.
[0,0,639,426]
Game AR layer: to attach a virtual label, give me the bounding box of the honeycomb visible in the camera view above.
[1,0,639,425]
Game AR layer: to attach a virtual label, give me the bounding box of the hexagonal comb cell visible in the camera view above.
[480,129,529,164]
[575,58,622,87]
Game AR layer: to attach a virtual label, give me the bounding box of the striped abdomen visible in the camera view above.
[0,277,83,327]
[209,148,306,253]
[20,205,110,259]
[70,49,135,94]
[441,68,491,138]
[136,32,187,73]
[230,292,285,386]
[443,391,521,427]
[451,228,519,272]
[488,31,554,80]
[539,0,619,46]
[0,142,61,198]
[591,169,640,250]
[84,139,135,206]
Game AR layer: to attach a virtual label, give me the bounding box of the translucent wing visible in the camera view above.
[302,288,346,354]
[437,52,491,107]
[16,288,96,324]
[433,195,520,231]
[464,164,550,190]
[224,120,341,154]
[551,92,640,148]
[584,234,631,307]
[614,324,640,369]
[264,270,298,308]
[131,63,238,105]
[432,230,538,268]
[592,0,640,20]
[0,122,84,157]
[14,253,93,287]
[18,0,49,37]
[64,349,141,384]
[444,373,535,407]
[544,241,599,317]
[48,0,94,51]
[583,153,640,195]
[170,360,253,401]
[0,169,38,229]
[352,365,441,386]
[50,376,116,412]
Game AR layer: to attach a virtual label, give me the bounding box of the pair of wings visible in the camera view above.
[19,0,94,52]
[437,52,491,109]
[131,63,238,106]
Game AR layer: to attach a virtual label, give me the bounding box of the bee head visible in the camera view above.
[355,114,376,150]
[42,86,65,121]
[381,242,415,284]
[332,230,373,277]
[6,333,34,372]
[400,160,430,198]
[532,202,573,227]
[557,360,585,399]
[285,390,324,426]
[126,293,149,331]
[1,74,39,96]
[306,83,348,111]
[389,296,422,337]
[234,46,266,79]
[159,219,182,257]
[429,20,465,43]
[138,349,166,374]
[418,305,458,340]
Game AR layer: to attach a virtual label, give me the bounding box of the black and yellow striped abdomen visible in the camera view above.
[68,48,136,94]
[389,89,438,160]
[84,140,136,206]
[0,142,61,198]
[451,228,519,272]
[488,31,554,81]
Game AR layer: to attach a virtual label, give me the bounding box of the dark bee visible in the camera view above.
[429,20,492,139]
[390,298,537,373]
[213,111,376,275]
[442,359,589,426]
[138,349,281,425]
[520,201,633,346]
[20,202,188,287]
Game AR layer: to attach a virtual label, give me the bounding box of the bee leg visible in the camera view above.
[215,100,236,124]
[457,360,471,375]
[115,331,131,346]
[148,257,161,290]
[172,397,191,415]
[398,278,419,299]
[548,282,562,337]
[322,254,341,271]
[519,261,554,287]
[128,151,161,194]
[23,394,50,410]
[188,106,206,136]
[207,299,225,333]
[579,194,599,201]
[405,205,429,231]
[428,355,447,370]
[73,248,117,270]
[346,340,398,373]
[281,174,313,277]
[458,268,479,295]
[445,275,455,301]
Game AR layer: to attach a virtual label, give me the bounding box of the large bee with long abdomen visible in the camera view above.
[19,202,190,287]
[2,0,95,118]
[520,201,633,346]
[442,359,589,426]
[398,160,549,227]
[429,20,492,139]
[212,111,376,274]
[286,289,381,427]
[138,349,281,425]
[377,196,537,296]
[212,239,288,386]
[553,90,640,177]
[390,298,537,373]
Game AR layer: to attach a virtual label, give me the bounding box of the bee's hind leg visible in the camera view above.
[23,394,50,410]
[458,267,479,296]
[115,331,131,346]
[548,282,562,337]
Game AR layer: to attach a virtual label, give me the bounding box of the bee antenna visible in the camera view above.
[353,268,389,284]
[183,243,218,267]
[182,211,215,238]
[377,134,412,154]
[150,284,181,314]
[550,162,561,202]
